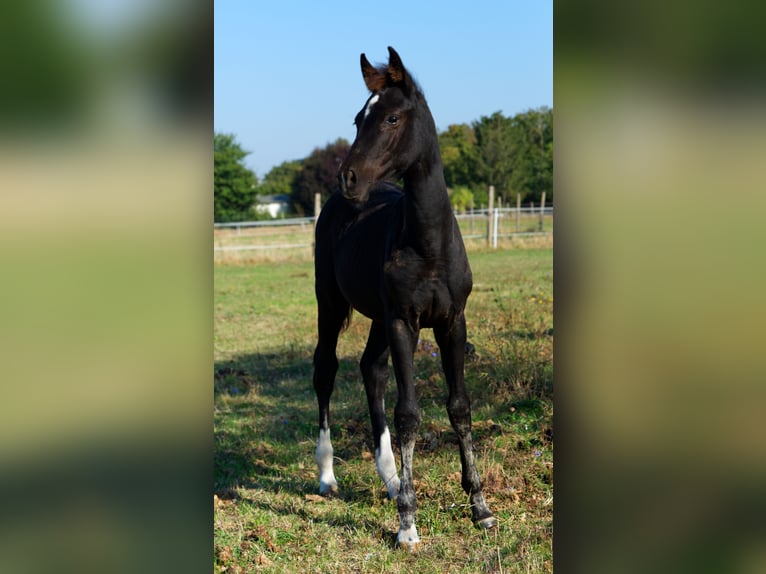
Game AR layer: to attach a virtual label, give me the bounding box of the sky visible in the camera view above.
[214,1,552,178]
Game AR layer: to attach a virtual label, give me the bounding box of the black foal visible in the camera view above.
[312,47,496,548]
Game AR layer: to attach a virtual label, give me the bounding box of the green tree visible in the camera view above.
[293,138,349,214]
[214,132,258,222]
[473,112,518,203]
[449,186,474,214]
[469,108,553,205]
[507,107,553,204]
[257,160,302,199]
[439,124,479,192]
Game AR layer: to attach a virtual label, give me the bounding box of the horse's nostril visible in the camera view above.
[338,169,357,195]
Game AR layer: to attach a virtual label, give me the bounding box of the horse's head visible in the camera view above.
[338,47,429,203]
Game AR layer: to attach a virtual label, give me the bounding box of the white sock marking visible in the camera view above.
[315,428,337,494]
[363,94,380,119]
[375,427,400,499]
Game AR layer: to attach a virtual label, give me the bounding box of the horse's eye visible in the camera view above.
[385,115,399,125]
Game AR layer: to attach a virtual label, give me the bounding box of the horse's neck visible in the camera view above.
[402,149,454,258]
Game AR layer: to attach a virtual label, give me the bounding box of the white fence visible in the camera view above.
[214,206,552,255]
[214,217,314,233]
[456,206,553,244]
[214,217,314,252]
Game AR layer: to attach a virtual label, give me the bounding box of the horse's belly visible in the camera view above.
[334,242,385,321]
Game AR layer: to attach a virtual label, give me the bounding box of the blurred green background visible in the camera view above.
[0,1,211,573]
[556,1,766,572]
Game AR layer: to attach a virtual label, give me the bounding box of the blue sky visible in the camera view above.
[215,1,552,177]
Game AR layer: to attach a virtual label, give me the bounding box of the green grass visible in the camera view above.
[214,247,552,573]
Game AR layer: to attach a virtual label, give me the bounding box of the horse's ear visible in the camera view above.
[361,53,385,92]
[386,46,413,95]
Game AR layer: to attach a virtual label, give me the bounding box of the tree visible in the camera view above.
[507,107,553,204]
[472,112,518,203]
[214,132,258,222]
[469,108,553,205]
[257,160,302,199]
[293,138,349,214]
[449,186,474,213]
[439,124,479,193]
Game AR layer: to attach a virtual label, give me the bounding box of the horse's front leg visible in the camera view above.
[434,314,496,529]
[387,317,421,549]
[312,295,349,496]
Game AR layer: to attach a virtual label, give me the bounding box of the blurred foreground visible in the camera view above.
[0,2,212,573]
[556,1,766,572]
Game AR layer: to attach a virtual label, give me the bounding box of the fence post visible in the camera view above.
[516,192,521,233]
[487,185,495,248]
[539,192,546,232]
[313,193,321,247]
[493,208,499,248]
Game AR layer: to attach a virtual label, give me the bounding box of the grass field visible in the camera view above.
[214,246,553,573]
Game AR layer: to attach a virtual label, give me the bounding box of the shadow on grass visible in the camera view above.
[214,346,378,500]
[214,346,412,542]
[214,339,552,502]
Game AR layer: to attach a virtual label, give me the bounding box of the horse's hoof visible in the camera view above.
[396,540,421,552]
[319,482,338,497]
[477,515,498,529]
[396,525,420,551]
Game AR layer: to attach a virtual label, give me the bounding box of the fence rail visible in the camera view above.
[214,199,552,258]
[214,208,552,231]
[214,217,314,232]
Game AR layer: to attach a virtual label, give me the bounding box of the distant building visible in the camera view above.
[254,194,291,218]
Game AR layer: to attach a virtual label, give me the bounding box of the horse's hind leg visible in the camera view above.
[312,294,349,496]
[434,314,496,529]
[360,321,400,499]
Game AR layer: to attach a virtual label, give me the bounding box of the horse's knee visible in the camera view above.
[447,394,472,428]
[394,401,421,438]
[360,355,386,383]
[313,345,338,374]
